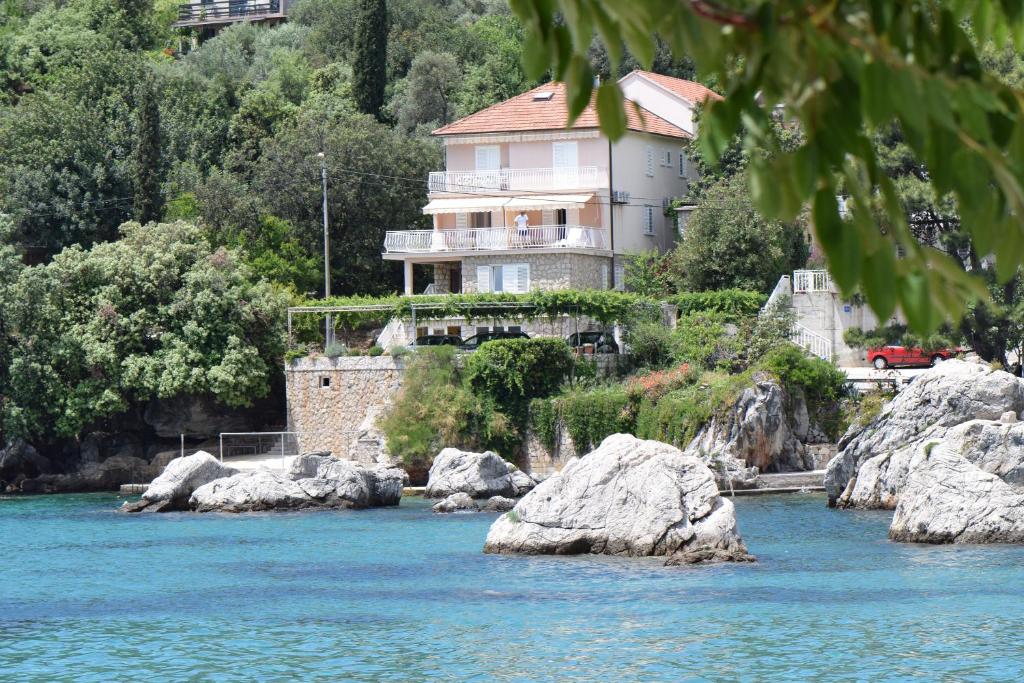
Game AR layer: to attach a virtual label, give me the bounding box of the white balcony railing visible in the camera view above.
[428,167,603,193]
[384,225,607,253]
[792,269,835,293]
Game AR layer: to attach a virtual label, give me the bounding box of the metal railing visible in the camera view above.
[791,323,833,361]
[428,167,604,193]
[174,0,286,26]
[384,225,607,253]
[217,431,359,469]
[792,269,835,293]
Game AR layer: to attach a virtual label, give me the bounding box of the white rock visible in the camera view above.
[483,434,753,564]
[432,492,478,513]
[190,469,313,512]
[124,452,237,512]
[889,443,1024,543]
[826,359,1024,506]
[425,448,516,499]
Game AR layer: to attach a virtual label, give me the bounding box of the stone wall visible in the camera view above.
[285,356,404,460]
[523,421,581,479]
[460,252,611,292]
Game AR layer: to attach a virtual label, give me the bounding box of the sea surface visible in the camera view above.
[2,492,1023,681]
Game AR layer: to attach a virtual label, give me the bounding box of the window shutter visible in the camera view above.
[541,209,554,225]
[552,141,578,168]
[515,264,530,293]
[475,145,500,170]
[456,213,468,229]
[679,152,688,177]
[645,146,654,176]
[644,206,654,235]
[614,262,625,291]
[476,265,491,293]
[601,263,609,290]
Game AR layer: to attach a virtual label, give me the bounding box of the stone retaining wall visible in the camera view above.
[285,356,404,460]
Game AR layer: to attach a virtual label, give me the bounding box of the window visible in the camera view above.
[475,145,500,170]
[320,377,331,388]
[679,152,689,177]
[600,263,610,290]
[552,141,578,168]
[645,146,654,176]
[643,206,655,235]
[470,211,491,228]
[614,262,626,291]
[477,264,529,293]
[661,150,672,166]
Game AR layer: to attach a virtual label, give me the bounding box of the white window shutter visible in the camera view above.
[552,141,578,168]
[644,206,654,234]
[456,213,468,229]
[679,151,688,177]
[475,145,500,170]
[601,263,609,290]
[476,265,491,293]
[614,262,625,291]
[645,146,654,176]
[515,264,530,293]
[541,209,554,225]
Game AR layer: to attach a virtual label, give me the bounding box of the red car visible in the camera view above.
[867,345,958,369]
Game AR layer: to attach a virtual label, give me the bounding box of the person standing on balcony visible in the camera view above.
[514,210,529,245]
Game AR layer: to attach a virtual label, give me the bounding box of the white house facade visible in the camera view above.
[382,71,720,295]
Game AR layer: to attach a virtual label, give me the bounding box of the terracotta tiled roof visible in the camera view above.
[433,82,692,139]
[630,70,723,104]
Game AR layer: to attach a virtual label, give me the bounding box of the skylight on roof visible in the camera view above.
[533,91,555,101]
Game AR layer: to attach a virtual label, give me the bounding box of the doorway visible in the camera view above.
[449,263,462,293]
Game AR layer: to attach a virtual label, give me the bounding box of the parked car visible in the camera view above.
[411,334,462,347]
[459,330,529,350]
[566,331,620,354]
[867,345,959,369]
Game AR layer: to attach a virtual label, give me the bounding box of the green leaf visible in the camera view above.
[596,82,627,140]
[861,244,897,322]
[898,271,939,333]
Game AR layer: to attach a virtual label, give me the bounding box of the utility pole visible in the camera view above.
[318,151,332,347]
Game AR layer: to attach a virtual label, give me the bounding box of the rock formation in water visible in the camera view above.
[484,433,754,564]
[825,359,1024,509]
[122,451,238,512]
[889,442,1024,543]
[123,451,403,513]
[425,448,536,499]
[189,452,404,512]
[432,492,518,513]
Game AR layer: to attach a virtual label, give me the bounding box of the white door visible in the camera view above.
[475,145,501,190]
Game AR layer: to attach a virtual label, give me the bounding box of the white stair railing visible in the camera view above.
[792,269,835,293]
[791,323,833,361]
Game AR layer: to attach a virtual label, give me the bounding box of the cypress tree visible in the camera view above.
[353,0,388,119]
[131,72,163,225]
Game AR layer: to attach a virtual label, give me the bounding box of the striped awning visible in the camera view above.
[422,194,594,215]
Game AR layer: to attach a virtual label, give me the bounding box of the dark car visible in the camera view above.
[411,334,463,347]
[459,330,530,350]
[566,331,619,354]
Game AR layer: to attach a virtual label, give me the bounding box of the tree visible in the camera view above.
[510,0,1024,333]
[1,221,288,442]
[672,173,808,294]
[390,51,461,132]
[131,71,162,224]
[352,0,387,118]
[251,104,440,295]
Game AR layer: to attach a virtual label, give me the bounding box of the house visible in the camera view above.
[382,71,721,295]
[172,0,289,36]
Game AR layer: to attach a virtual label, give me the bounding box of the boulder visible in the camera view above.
[425,448,517,499]
[481,495,517,512]
[483,434,754,564]
[826,359,1024,506]
[186,454,404,513]
[683,376,815,489]
[122,452,238,512]
[0,441,50,490]
[505,463,537,496]
[889,443,1024,544]
[432,492,479,513]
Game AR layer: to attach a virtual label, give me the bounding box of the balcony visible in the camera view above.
[384,226,608,254]
[428,167,604,194]
[173,0,288,28]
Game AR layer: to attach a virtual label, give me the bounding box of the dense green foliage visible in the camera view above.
[131,70,163,224]
[0,222,288,442]
[513,0,1024,334]
[379,346,515,462]
[667,289,767,322]
[352,0,387,118]
[465,338,574,419]
[672,173,809,293]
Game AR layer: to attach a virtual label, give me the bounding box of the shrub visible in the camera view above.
[528,397,558,451]
[756,345,849,438]
[625,321,674,369]
[379,347,516,463]
[324,342,347,358]
[668,289,767,321]
[672,311,732,369]
[387,345,410,358]
[367,345,384,356]
[634,370,753,447]
[625,363,695,403]
[555,386,634,452]
[465,338,575,418]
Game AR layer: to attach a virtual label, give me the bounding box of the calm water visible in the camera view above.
[2,493,1024,681]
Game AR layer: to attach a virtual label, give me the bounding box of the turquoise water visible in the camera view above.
[2,493,1024,682]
